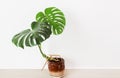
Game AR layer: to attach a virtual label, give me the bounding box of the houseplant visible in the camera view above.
[12,7,66,77]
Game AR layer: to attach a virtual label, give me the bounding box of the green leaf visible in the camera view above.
[45,7,66,35]
[36,7,66,35]
[36,12,47,23]
[12,22,51,48]
[12,29,30,48]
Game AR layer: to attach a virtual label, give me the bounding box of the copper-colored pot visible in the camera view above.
[48,58,65,77]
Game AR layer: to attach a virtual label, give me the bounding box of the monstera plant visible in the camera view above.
[12,7,66,77]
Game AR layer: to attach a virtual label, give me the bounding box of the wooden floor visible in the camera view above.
[0,69,120,78]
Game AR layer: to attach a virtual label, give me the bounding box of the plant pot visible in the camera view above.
[48,57,65,77]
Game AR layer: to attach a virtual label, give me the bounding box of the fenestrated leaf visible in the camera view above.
[12,29,30,48]
[12,22,51,48]
[36,7,66,35]
[44,7,66,35]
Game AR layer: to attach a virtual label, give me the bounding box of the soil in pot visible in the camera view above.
[48,57,65,77]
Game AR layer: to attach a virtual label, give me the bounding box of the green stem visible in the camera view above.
[38,45,50,60]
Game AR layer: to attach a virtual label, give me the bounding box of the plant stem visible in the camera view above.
[38,45,50,60]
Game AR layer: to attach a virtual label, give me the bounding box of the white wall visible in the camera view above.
[0,0,120,69]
